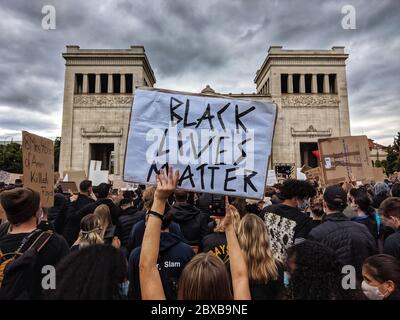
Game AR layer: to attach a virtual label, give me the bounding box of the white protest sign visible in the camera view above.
[124,88,277,199]
[89,160,109,186]
[297,168,307,180]
[266,170,278,186]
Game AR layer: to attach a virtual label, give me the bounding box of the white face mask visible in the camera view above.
[361,281,385,300]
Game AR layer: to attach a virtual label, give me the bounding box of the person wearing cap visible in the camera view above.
[308,185,377,279]
[0,188,69,299]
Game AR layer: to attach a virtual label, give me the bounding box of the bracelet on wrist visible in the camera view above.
[148,210,164,221]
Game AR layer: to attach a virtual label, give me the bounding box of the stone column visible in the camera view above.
[299,74,305,93]
[323,74,330,93]
[108,74,113,93]
[287,74,293,93]
[120,74,126,93]
[95,74,100,93]
[311,74,318,93]
[82,74,88,93]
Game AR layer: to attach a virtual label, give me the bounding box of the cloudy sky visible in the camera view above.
[0,0,399,145]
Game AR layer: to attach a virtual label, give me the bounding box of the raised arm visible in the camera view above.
[224,197,251,300]
[139,167,179,300]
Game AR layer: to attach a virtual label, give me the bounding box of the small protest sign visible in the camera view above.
[88,160,109,186]
[318,135,374,186]
[22,131,54,207]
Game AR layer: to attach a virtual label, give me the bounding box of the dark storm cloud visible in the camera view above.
[0,0,399,144]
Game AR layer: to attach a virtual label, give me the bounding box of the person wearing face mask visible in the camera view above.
[259,179,317,261]
[0,188,70,299]
[362,254,400,300]
[380,197,400,259]
[308,185,377,280]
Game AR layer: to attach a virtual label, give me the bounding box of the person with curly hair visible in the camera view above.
[285,240,348,300]
[259,179,317,261]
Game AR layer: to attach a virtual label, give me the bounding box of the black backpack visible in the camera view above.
[0,229,53,300]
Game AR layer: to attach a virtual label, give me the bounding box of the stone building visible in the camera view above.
[59,45,351,176]
[59,45,155,176]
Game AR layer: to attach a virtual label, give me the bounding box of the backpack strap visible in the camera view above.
[0,230,53,264]
[16,230,53,255]
[24,231,53,253]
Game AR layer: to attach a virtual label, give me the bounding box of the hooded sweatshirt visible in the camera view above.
[169,203,209,246]
[128,232,194,300]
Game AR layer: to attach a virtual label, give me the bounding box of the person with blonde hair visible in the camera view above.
[94,204,120,248]
[237,213,284,300]
[72,214,104,250]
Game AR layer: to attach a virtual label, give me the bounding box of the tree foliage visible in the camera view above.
[0,142,23,173]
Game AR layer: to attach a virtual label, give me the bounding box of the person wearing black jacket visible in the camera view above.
[309,185,377,279]
[116,198,145,250]
[169,190,209,247]
[259,179,316,261]
[0,188,69,299]
[62,180,95,246]
[71,183,121,228]
[48,192,69,234]
[128,211,194,300]
[380,197,400,259]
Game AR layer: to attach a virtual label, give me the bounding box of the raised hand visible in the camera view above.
[154,167,180,202]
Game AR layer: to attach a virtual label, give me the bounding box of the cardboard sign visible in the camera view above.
[22,131,54,207]
[89,160,109,186]
[124,88,277,199]
[372,167,385,182]
[303,167,323,183]
[59,181,79,194]
[63,170,87,189]
[318,135,374,186]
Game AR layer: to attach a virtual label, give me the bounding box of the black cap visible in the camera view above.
[323,185,347,210]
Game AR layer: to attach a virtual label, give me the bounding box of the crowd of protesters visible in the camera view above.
[0,170,400,300]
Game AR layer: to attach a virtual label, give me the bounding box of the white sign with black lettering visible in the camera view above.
[124,88,276,199]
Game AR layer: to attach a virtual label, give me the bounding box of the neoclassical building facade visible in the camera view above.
[59,45,351,176]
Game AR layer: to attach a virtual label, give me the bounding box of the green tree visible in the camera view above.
[54,137,61,172]
[0,142,23,173]
[393,132,400,154]
[385,146,398,174]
